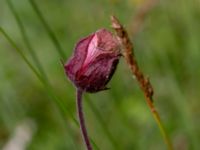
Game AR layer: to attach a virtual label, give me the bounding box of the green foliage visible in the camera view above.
[0,0,200,149]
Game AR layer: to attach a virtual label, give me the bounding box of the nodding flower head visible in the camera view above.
[64,29,121,93]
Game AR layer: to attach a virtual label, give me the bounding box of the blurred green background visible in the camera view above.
[0,0,200,149]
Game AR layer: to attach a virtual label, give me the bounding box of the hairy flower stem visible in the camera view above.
[76,89,93,150]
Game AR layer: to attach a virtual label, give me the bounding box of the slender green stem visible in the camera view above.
[0,27,99,150]
[0,27,41,80]
[4,1,102,147]
[4,0,76,124]
[6,0,48,82]
[146,98,173,150]
[29,0,66,59]
[0,27,69,119]
[86,96,120,150]
[28,1,120,149]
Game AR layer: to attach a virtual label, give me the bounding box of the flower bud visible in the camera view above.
[65,29,120,93]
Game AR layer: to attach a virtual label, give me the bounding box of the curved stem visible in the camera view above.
[76,89,93,150]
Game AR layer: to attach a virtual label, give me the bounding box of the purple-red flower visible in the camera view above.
[65,29,120,93]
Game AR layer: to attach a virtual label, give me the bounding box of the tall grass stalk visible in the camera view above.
[6,0,48,81]
[86,96,121,150]
[28,0,120,149]
[111,16,174,150]
[29,0,66,59]
[5,0,76,126]
[0,27,100,150]
[5,0,103,149]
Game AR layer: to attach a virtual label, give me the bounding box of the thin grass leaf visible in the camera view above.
[86,96,121,150]
[0,27,68,121]
[0,27,100,150]
[5,0,76,125]
[0,27,42,81]
[3,0,101,146]
[28,1,120,149]
[29,0,66,59]
[6,0,48,82]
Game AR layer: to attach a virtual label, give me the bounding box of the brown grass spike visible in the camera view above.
[111,15,174,150]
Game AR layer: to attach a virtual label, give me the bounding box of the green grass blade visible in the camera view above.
[28,1,120,148]
[0,27,99,150]
[86,96,121,150]
[5,0,76,125]
[0,27,42,81]
[29,0,66,59]
[0,27,70,121]
[6,0,48,82]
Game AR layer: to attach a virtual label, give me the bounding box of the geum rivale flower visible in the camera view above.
[64,29,121,150]
[65,28,121,93]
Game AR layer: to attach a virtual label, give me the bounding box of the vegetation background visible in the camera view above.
[0,0,199,150]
